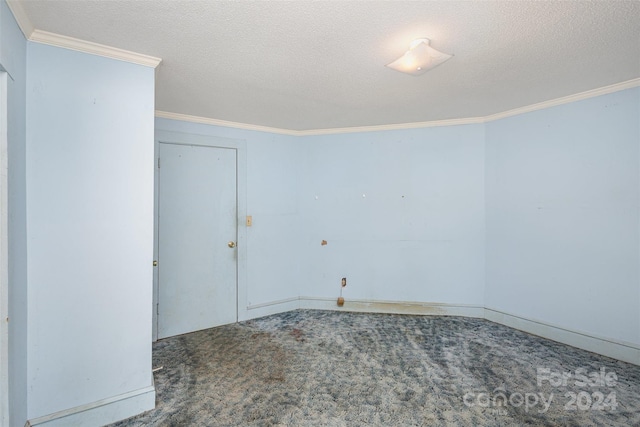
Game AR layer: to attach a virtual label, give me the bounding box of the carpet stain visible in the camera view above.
[110,310,640,426]
[290,328,305,342]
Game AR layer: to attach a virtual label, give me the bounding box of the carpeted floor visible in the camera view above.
[111,310,640,426]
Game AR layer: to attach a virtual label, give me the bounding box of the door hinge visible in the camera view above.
[157,157,160,168]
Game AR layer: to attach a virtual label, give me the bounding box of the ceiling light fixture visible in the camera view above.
[386,38,453,76]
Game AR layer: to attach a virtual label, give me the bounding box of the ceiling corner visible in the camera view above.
[5,0,34,39]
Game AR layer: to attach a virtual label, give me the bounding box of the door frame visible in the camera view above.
[153,131,247,342]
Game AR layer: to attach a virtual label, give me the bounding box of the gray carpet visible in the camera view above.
[111,310,640,426]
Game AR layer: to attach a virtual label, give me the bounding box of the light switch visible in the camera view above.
[246,215,253,226]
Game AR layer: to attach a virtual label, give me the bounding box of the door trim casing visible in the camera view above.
[153,131,247,341]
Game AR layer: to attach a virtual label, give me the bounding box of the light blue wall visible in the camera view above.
[0,0,28,425]
[159,88,639,352]
[299,126,486,304]
[155,120,486,313]
[155,119,304,312]
[485,87,640,345]
[26,43,155,420]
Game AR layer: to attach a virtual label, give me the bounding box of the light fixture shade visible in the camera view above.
[386,38,452,76]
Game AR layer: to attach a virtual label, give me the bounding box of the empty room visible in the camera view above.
[1,1,639,426]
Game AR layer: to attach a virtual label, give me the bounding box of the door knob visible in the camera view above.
[228,241,236,248]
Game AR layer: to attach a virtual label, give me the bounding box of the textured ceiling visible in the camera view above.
[17,0,640,131]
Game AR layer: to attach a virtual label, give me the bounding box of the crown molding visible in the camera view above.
[5,0,34,38]
[155,111,485,137]
[29,30,162,68]
[484,77,640,122]
[297,117,485,136]
[5,1,161,67]
[154,111,301,136]
[157,78,640,136]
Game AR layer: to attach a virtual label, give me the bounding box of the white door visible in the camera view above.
[157,143,237,339]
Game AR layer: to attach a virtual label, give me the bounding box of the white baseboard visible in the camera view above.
[244,296,484,318]
[243,297,300,321]
[25,383,155,427]
[484,308,640,366]
[298,296,485,318]
[241,298,640,366]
